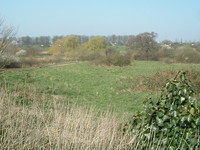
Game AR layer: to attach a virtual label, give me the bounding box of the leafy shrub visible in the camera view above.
[125,72,200,149]
[93,51,131,67]
[133,50,159,61]
[106,52,131,66]
[157,47,175,59]
[78,51,102,61]
[78,47,131,67]
[175,46,200,63]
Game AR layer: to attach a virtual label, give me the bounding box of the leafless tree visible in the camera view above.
[0,17,16,68]
[127,32,159,60]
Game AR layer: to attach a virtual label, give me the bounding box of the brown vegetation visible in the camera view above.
[131,69,200,95]
[0,87,134,150]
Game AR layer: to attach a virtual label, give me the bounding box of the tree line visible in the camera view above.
[17,35,200,49]
[17,35,135,46]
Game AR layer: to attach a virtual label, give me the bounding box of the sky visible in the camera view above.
[0,0,200,41]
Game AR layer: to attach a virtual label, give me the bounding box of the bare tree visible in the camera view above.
[127,32,159,60]
[0,17,16,68]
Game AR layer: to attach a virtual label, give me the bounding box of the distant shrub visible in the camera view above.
[0,54,21,68]
[20,57,37,67]
[26,46,41,56]
[131,70,176,93]
[93,50,131,67]
[131,69,200,96]
[16,49,27,57]
[134,50,159,61]
[175,46,200,63]
[78,51,102,61]
[157,47,175,59]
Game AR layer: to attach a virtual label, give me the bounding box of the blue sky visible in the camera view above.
[0,0,200,41]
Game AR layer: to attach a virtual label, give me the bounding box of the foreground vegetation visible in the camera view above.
[1,63,200,149]
[0,88,130,150]
[125,72,200,149]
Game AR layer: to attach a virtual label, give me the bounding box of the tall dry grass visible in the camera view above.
[0,87,133,150]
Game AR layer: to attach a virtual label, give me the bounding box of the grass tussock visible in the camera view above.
[0,87,134,150]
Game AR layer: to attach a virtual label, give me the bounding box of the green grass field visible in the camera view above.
[1,61,200,118]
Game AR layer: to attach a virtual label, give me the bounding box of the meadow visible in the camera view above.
[1,60,199,117]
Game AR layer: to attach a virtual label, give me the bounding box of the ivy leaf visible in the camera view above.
[168,146,174,150]
[191,86,196,93]
[162,138,168,145]
[189,108,195,115]
[173,111,178,118]
[163,115,169,122]
[180,97,185,103]
[187,114,192,122]
[183,88,187,94]
[181,116,186,122]
[195,118,200,125]
[190,138,197,146]
[180,74,185,81]
[156,116,163,127]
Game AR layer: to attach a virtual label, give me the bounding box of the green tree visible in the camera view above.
[49,38,66,55]
[85,36,107,52]
[64,35,80,51]
[49,35,80,55]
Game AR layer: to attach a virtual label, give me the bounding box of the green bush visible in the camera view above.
[133,50,159,61]
[125,72,200,149]
[78,51,102,61]
[175,46,200,63]
[78,47,131,67]
[92,50,131,67]
[157,47,175,59]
